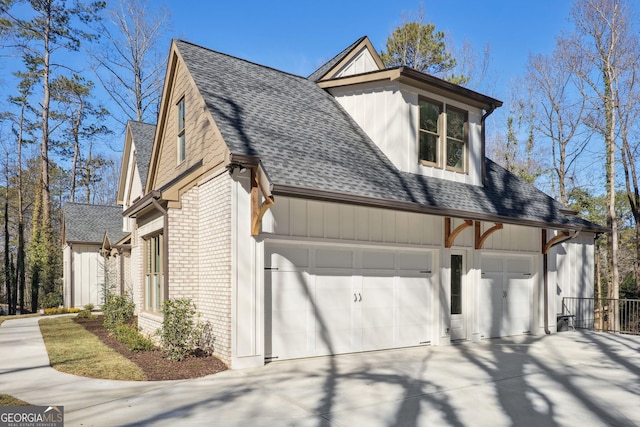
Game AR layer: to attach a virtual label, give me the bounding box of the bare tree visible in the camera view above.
[565,0,637,329]
[527,47,591,206]
[90,0,171,125]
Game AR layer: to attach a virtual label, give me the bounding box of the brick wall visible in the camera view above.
[197,171,233,365]
[168,185,200,302]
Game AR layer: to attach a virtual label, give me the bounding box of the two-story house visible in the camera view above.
[119,37,604,369]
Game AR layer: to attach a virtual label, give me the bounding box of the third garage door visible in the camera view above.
[265,245,434,361]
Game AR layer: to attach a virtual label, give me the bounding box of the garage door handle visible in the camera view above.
[354,293,357,302]
[358,293,362,302]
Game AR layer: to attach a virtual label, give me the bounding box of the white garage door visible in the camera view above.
[480,255,534,339]
[265,245,433,361]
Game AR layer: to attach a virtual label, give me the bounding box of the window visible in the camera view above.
[450,254,463,315]
[144,233,163,312]
[419,99,441,166]
[419,98,468,173]
[177,98,186,164]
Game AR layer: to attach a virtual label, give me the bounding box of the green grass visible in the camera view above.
[0,394,32,405]
[0,313,40,326]
[39,317,147,381]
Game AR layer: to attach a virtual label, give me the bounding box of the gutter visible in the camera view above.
[481,104,497,186]
[542,229,581,335]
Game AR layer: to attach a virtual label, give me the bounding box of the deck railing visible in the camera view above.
[561,297,640,335]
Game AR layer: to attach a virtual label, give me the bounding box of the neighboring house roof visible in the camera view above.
[128,121,155,188]
[174,39,604,233]
[307,35,367,82]
[63,203,128,244]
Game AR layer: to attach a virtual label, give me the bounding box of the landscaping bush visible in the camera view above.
[112,324,154,352]
[41,292,62,309]
[76,309,94,319]
[102,292,135,331]
[83,303,94,312]
[157,298,206,361]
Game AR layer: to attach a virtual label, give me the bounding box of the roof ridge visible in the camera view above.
[64,202,120,208]
[174,39,309,81]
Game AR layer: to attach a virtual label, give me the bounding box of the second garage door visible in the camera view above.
[265,245,434,361]
[480,254,534,339]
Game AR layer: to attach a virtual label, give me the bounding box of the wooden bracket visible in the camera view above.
[251,168,274,236]
[542,230,570,254]
[445,218,473,248]
[475,221,503,249]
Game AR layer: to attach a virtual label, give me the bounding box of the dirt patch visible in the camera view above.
[74,316,227,380]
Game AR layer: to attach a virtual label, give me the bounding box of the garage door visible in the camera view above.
[265,245,433,361]
[480,255,533,339]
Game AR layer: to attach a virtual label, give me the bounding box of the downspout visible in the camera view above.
[543,229,581,334]
[481,104,497,186]
[119,247,125,296]
[151,198,169,301]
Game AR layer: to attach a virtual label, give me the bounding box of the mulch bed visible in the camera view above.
[74,316,227,381]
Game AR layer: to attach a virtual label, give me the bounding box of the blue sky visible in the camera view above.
[164,0,574,100]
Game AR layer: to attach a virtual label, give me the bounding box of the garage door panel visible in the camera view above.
[397,275,431,344]
[315,274,354,355]
[267,271,312,358]
[480,274,504,339]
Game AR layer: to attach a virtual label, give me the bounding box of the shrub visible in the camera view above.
[56,307,69,314]
[83,303,94,312]
[157,298,205,361]
[76,309,94,319]
[43,308,58,315]
[41,292,62,309]
[69,307,80,313]
[113,324,154,352]
[102,292,135,331]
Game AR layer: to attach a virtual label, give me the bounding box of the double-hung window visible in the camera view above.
[419,97,468,173]
[144,233,163,312]
[177,98,186,164]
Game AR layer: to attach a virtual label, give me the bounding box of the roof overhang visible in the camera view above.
[318,67,503,111]
[122,190,162,218]
[271,184,606,234]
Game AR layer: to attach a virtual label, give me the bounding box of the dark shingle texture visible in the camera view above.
[175,40,602,232]
[307,36,367,82]
[128,121,155,188]
[64,203,128,244]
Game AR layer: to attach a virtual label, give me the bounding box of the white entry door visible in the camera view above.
[480,255,533,339]
[266,245,434,361]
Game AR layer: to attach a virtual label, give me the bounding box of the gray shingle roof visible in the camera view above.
[175,39,603,233]
[63,203,128,244]
[128,121,155,188]
[307,36,367,82]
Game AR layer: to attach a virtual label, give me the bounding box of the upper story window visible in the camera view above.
[419,97,468,173]
[177,98,186,164]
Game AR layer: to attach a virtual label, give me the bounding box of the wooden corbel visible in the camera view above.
[251,168,274,236]
[475,221,503,249]
[445,217,473,248]
[542,230,570,254]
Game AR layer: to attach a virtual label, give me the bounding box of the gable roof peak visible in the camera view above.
[308,35,383,82]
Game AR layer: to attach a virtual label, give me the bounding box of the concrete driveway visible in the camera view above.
[1,316,639,426]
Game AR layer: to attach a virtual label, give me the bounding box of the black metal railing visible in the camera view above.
[561,297,640,335]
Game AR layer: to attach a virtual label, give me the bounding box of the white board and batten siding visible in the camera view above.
[263,197,442,246]
[67,244,103,308]
[329,82,484,186]
[333,47,379,78]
